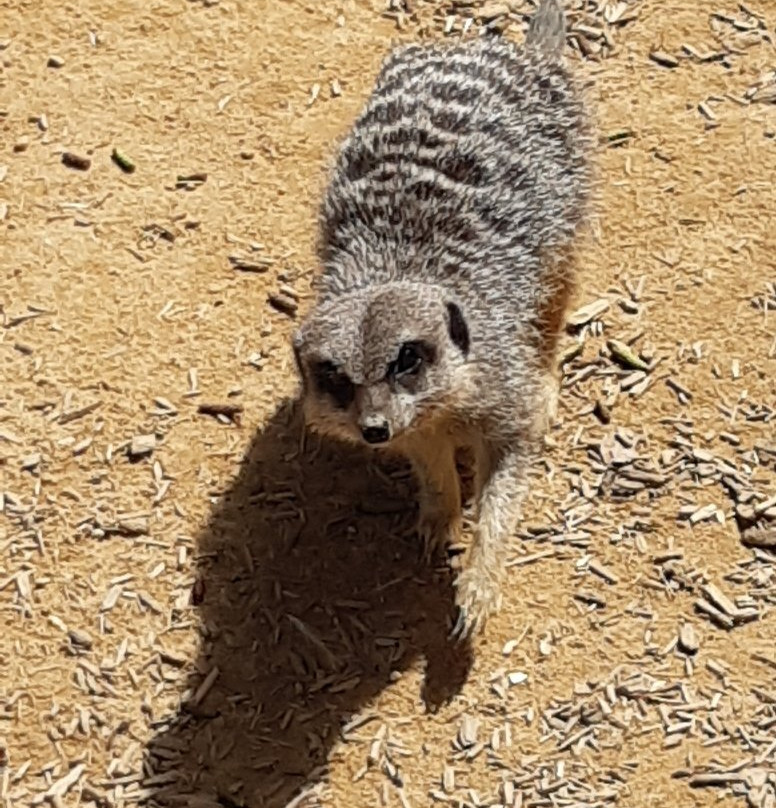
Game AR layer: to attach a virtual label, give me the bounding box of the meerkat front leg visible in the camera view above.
[406,435,463,562]
[451,444,528,640]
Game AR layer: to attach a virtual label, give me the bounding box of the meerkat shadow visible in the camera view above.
[143,398,472,808]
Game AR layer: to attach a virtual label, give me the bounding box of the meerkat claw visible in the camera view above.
[449,606,472,642]
[417,516,440,563]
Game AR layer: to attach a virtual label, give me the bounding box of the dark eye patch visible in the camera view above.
[388,340,435,380]
[311,360,355,409]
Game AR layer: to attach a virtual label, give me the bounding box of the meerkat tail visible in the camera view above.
[525,0,567,57]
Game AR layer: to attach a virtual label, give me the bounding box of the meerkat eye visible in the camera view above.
[392,341,434,378]
[396,344,422,375]
[312,360,355,409]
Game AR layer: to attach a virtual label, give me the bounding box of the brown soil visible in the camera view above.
[1,1,775,807]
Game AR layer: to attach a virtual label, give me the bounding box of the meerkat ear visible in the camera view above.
[445,302,470,356]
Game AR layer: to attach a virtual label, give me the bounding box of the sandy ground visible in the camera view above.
[1,1,775,807]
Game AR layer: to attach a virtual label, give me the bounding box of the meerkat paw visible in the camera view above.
[450,565,502,641]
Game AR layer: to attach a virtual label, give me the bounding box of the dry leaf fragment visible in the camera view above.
[607,339,649,371]
[111,147,136,174]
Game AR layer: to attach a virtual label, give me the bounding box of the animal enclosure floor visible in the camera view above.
[1,1,775,807]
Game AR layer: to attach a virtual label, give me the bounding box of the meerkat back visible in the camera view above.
[316,0,592,303]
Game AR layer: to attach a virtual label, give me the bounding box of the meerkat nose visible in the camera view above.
[361,423,390,445]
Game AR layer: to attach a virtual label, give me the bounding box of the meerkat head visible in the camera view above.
[292,282,471,446]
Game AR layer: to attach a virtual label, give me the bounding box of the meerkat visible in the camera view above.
[292,0,593,639]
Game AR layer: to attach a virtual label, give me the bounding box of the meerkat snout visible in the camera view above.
[294,285,473,446]
[361,419,391,445]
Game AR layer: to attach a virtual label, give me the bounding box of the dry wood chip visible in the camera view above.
[100,584,123,612]
[268,291,299,316]
[114,515,150,536]
[575,589,606,608]
[506,548,556,567]
[567,298,610,327]
[678,623,699,655]
[538,636,553,656]
[588,559,619,584]
[287,613,338,668]
[229,253,273,273]
[695,598,734,629]
[58,400,101,424]
[650,49,679,67]
[20,452,41,470]
[701,583,739,616]
[741,525,776,549]
[666,376,693,402]
[31,763,85,804]
[137,590,164,614]
[68,628,93,649]
[559,342,583,365]
[15,571,32,599]
[72,436,92,456]
[688,503,718,524]
[754,494,776,515]
[457,715,479,748]
[507,671,529,686]
[478,2,509,21]
[175,172,207,189]
[128,434,156,459]
[197,401,244,424]
[190,666,219,706]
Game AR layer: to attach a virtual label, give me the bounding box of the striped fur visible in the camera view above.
[293,0,594,639]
